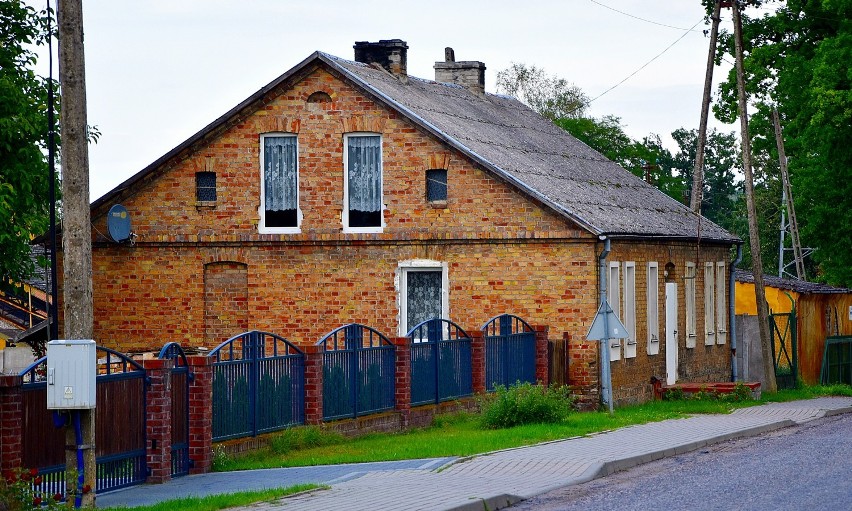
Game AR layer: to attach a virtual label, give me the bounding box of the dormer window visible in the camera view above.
[343,133,383,232]
[260,134,300,233]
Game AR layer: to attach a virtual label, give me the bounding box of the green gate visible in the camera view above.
[820,336,852,385]
[770,308,798,389]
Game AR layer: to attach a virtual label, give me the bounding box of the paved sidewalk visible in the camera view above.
[99,397,852,510]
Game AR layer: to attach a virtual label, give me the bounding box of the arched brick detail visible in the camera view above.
[341,114,386,133]
[203,261,249,346]
[257,116,301,134]
[427,153,451,170]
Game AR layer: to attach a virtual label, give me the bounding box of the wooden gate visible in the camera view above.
[158,342,191,477]
[19,347,148,494]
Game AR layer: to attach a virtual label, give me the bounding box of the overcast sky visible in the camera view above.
[33,0,765,200]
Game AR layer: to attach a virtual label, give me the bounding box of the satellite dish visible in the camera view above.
[107,204,132,242]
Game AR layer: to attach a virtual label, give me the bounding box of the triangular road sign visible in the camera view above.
[586,299,629,340]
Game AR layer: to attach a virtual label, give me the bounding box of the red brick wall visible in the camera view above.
[75,63,733,405]
[203,262,248,345]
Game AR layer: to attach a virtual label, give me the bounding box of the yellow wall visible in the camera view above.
[735,282,799,315]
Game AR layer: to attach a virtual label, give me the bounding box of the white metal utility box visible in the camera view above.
[46,339,97,409]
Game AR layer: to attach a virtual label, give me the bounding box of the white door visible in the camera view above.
[665,282,678,385]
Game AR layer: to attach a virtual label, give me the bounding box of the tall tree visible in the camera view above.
[0,0,56,283]
[715,0,852,286]
[496,63,589,121]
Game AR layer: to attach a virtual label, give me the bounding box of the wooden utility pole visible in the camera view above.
[690,0,722,213]
[58,0,96,506]
[732,1,777,393]
[772,108,806,280]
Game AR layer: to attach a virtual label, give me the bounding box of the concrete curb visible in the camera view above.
[823,405,852,417]
[443,493,524,511]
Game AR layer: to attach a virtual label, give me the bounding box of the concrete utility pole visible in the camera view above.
[690,0,723,213]
[58,0,97,506]
[731,1,777,393]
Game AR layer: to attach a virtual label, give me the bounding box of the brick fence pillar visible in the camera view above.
[469,331,486,394]
[143,358,173,483]
[186,355,212,474]
[392,337,411,427]
[568,334,600,410]
[0,375,24,471]
[303,346,323,425]
[533,325,550,386]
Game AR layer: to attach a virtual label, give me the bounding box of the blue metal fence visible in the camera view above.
[408,318,472,406]
[19,347,148,494]
[482,314,537,391]
[209,331,305,442]
[158,342,192,477]
[318,324,396,421]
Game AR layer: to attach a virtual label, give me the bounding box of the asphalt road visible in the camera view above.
[510,413,852,511]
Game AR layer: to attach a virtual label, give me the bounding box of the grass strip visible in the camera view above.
[215,384,851,472]
[100,484,322,511]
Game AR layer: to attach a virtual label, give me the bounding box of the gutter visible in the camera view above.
[730,242,743,381]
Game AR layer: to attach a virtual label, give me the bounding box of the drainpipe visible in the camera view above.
[598,236,613,413]
[730,243,743,381]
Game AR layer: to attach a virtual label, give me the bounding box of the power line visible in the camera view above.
[588,0,705,32]
[588,17,705,104]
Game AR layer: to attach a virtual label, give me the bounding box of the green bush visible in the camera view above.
[478,382,574,429]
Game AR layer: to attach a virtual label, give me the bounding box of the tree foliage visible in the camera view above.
[715,0,852,286]
[496,63,590,121]
[0,0,56,283]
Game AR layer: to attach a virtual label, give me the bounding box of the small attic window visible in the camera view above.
[307,91,332,103]
[196,171,217,202]
[426,169,448,203]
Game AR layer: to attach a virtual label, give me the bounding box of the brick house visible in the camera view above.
[74,40,738,404]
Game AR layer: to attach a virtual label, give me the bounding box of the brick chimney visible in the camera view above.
[434,47,486,94]
[354,39,408,78]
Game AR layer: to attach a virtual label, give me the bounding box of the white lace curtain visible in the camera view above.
[407,271,442,329]
[347,136,381,212]
[264,136,297,211]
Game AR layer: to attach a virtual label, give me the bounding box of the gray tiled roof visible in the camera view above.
[325,54,738,242]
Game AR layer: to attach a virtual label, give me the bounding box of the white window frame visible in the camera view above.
[623,262,637,358]
[685,262,696,348]
[396,260,449,337]
[647,262,660,355]
[259,133,301,234]
[343,132,384,234]
[704,262,716,345]
[608,261,622,361]
[716,261,727,345]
